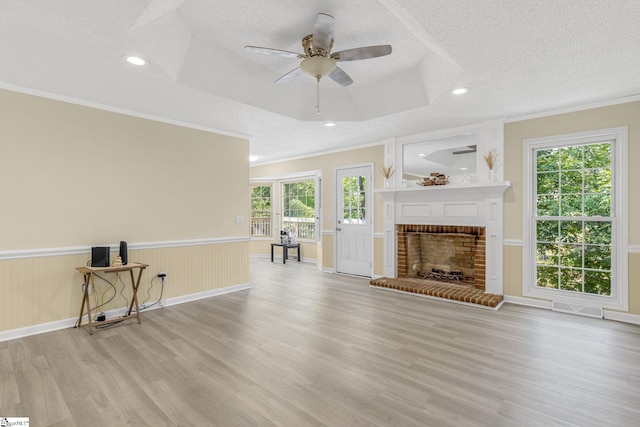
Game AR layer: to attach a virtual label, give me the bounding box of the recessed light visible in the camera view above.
[418,153,426,157]
[323,122,337,127]
[249,155,258,162]
[451,87,469,95]
[123,55,147,66]
[460,167,468,170]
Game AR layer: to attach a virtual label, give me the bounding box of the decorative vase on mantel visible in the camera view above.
[489,169,497,182]
[380,163,395,188]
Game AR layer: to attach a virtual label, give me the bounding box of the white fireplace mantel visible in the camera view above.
[376,181,511,295]
[376,182,511,202]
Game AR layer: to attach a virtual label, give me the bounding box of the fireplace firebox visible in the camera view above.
[397,224,486,290]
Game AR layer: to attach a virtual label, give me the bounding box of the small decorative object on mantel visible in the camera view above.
[483,148,499,181]
[417,173,449,186]
[112,256,123,267]
[380,163,395,188]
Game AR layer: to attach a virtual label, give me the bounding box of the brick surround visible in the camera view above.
[397,224,486,291]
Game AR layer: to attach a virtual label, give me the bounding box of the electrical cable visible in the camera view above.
[136,276,166,312]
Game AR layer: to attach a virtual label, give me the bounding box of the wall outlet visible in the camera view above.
[235,215,244,224]
[158,271,167,279]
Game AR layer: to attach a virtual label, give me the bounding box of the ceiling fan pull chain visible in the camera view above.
[316,77,321,115]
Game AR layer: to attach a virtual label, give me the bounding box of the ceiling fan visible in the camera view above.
[245,13,392,113]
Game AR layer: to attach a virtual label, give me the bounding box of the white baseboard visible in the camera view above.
[162,283,251,308]
[503,295,553,310]
[504,295,640,325]
[0,283,251,343]
[603,309,640,325]
[321,267,335,274]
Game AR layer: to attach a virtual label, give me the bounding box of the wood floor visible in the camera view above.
[2,260,640,426]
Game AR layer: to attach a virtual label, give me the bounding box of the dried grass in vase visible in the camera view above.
[380,164,395,179]
[483,148,499,170]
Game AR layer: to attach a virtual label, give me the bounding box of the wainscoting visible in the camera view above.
[0,238,249,339]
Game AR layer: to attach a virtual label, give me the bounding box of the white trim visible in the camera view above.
[250,253,317,264]
[163,283,251,308]
[0,82,250,141]
[374,233,385,239]
[506,95,640,124]
[0,282,251,343]
[0,236,250,260]
[504,239,523,246]
[504,295,640,326]
[321,229,335,236]
[603,310,640,325]
[629,245,640,254]
[251,169,321,181]
[334,163,375,278]
[503,295,553,310]
[521,127,629,311]
[251,140,387,167]
[321,267,335,274]
[132,236,249,250]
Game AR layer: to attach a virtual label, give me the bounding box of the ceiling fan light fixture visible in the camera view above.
[300,56,336,79]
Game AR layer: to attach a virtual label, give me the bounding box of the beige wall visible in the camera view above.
[0,89,249,249]
[250,145,385,272]
[0,89,250,334]
[504,101,640,313]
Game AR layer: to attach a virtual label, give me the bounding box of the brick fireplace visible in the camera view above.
[396,224,486,290]
[377,182,510,295]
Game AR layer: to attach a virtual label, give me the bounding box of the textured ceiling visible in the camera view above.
[0,0,639,164]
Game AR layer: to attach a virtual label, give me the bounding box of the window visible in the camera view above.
[342,175,366,224]
[282,180,316,240]
[535,143,612,294]
[250,185,272,237]
[523,127,628,310]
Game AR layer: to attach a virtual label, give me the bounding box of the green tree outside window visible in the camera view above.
[535,142,612,296]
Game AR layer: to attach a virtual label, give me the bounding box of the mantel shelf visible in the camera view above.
[375,181,511,201]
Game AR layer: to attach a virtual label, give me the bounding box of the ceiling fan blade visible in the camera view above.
[328,66,353,87]
[313,13,334,53]
[331,45,392,61]
[245,45,302,59]
[275,67,302,84]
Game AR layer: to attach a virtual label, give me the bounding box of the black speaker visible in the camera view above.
[91,246,110,267]
[119,241,128,265]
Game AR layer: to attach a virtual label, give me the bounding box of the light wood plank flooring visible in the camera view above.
[2,260,640,426]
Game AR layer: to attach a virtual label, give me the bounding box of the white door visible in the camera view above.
[335,166,373,277]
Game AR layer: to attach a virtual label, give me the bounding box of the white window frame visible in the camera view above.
[522,127,628,311]
[249,183,273,240]
[250,170,321,243]
[281,178,318,242]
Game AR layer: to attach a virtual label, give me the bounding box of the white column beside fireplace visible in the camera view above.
[377,182,511,295]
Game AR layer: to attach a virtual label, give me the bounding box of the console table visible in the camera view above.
[76,262,148,335]
[271,243,301,264]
